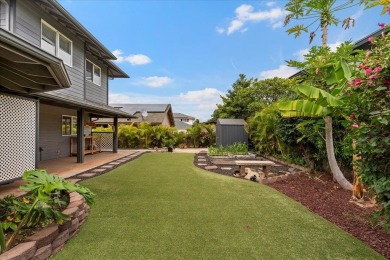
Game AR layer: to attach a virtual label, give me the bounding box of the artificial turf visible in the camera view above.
[54,153,383,259]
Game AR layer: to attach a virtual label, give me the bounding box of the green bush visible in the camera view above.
[208,142,248,156]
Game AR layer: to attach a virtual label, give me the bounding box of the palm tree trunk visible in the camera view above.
[325,116,353,190]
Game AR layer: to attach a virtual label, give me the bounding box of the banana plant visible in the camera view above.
[277,57,353,190]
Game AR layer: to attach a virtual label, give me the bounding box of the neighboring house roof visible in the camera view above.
[36,92,136,118]
[0,29,71,93]
[217,119,247,125]
[33,0,128,78]
[111,104,170,114]
[173,113,196,120]
[174,120,192,131]
[95,104,175,126]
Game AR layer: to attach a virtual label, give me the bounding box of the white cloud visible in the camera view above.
[109,88,224,122]
[140,76,173,88]
[294,48,309,61]
[266,1,276,7]
[259,65,299,79]
[112,49,151,66]
[216,27,225,34]
[112,49,124,62]
[225,4,287,35]
[272,21,283,29]
[125,54,152,66]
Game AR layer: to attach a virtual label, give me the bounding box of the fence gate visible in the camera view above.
[92,132,113,152]
[0,94,37,183]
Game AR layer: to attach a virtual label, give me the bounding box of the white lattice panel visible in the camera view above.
[92,132,113,151]
[0,95,36,183]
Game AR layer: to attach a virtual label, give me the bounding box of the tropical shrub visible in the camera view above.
[208,142,248,156]
[345,32,390,229]
[1,169,94,251]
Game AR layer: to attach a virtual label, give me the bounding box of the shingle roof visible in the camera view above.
[174,120,192,130]
[173,113,195,119]
[110,104,170,114]
[217,119,247,125]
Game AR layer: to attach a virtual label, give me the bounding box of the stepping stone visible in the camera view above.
[198,159,206,162]
[198,156,206,159]
[101,165,114,168]
[109,162,121,165]
[91,168,106,173]
[68,178,81,184]
[221,167,232,170]
[205,166,218,170]
[198,163,207,166]
[78,173,95,178]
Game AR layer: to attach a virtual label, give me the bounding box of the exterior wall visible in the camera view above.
[85,54,108,105]
[216,124,248,147]
[39,104,76,161]
[15,0,85,99]
[161,113,171,126]
[39,104,91,161]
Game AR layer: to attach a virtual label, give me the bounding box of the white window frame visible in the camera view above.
[41,20,73,67]
[0,0,9,31]
[62,115,77,136]
[86,59,101,86]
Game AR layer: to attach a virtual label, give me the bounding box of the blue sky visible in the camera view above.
[59,0,388,121]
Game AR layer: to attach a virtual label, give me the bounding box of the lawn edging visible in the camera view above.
[0,192,89,260]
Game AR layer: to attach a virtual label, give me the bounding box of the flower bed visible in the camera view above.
[0,192,89,259]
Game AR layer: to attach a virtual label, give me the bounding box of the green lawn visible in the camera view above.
[54,153,383,259]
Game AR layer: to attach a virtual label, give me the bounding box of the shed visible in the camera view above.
[216,119,248,147]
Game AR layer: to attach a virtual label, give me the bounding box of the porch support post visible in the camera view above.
[77,108,84,163]
[113,116,118,153]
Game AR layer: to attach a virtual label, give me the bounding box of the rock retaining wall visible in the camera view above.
[0,192,89,260]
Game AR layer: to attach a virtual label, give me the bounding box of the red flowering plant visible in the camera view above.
[345,31,390,230]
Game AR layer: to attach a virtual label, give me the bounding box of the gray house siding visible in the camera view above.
[85,54,108,105]
[15,0,85,99]
[39,104,76,161]
[39,103,91,161]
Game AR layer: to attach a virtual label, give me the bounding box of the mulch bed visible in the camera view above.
[194,153,390,259]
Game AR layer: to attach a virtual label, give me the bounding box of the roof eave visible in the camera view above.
[45,0,116,60]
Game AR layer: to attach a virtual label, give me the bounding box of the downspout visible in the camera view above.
[84,42,87,100]
[35,98,39,167]
[10,0,15,33]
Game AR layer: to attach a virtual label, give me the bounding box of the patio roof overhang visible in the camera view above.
[35,92,137,119]
[0,29,71,94]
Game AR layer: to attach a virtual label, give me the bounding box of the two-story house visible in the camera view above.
[0,0,134,184]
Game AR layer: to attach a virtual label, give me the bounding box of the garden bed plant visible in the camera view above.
[208,142,250,157]
[0,169,94,254]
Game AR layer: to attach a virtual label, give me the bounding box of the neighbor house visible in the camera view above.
[0,0,134,184]
[173,113,196,125]
[95,104,175,127]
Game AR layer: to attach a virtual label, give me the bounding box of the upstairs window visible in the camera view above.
[0,0,9,31]
[86,60,101,86]
[41,20,72,66]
